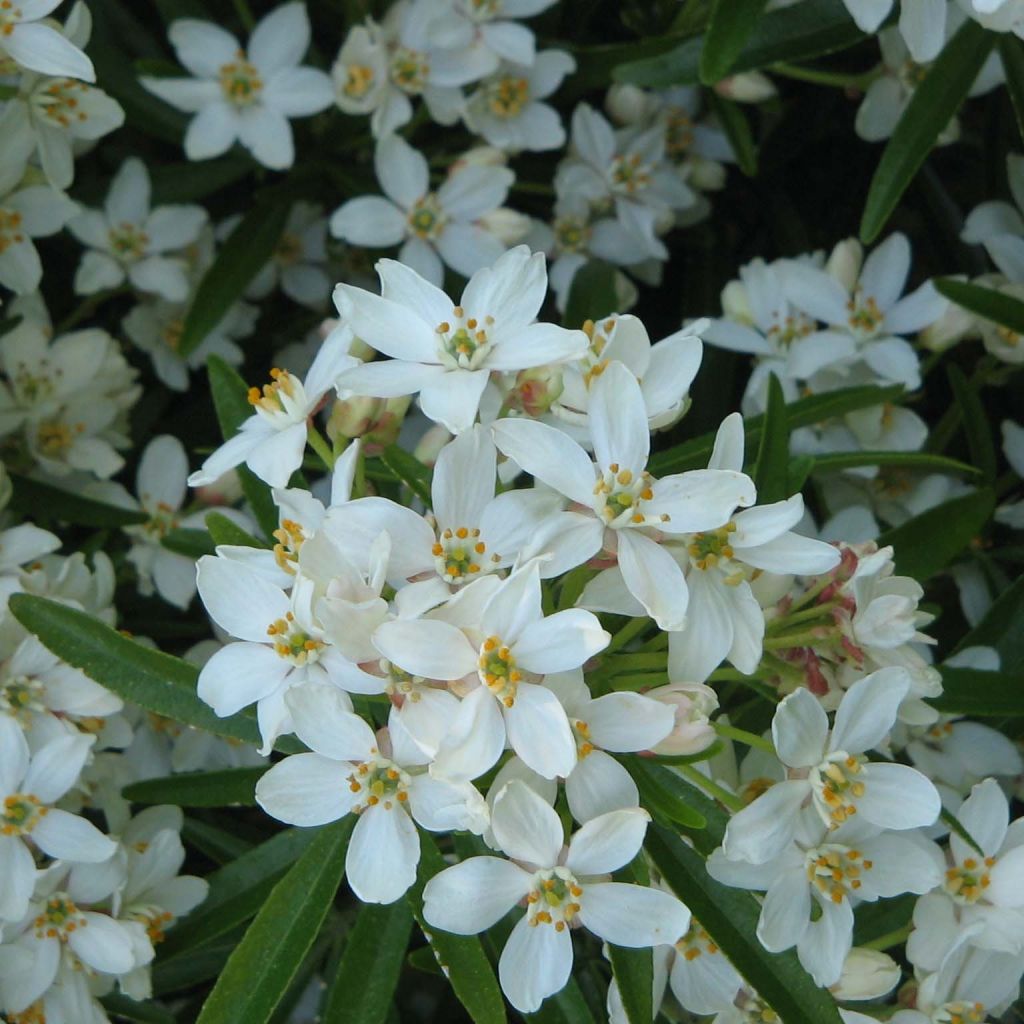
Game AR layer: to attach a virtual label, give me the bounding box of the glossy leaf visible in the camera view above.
[807,449,979,475]
[162,528,216,559]
[947,364,997,482]
[700,0,770,83]
[930,667,1024,716]
[646,825,843,1024]
[607,945,653,1024]
[380,444,434,508]
[860,21,996,243]
[196,818,354,1024]
[709,93,758,176]
[322,900,414,1024]
[123,767,267,807]
[622,757,708,833]
[751,374,789,503]
[952,571,1024,672]
[8,473,147,527]
[934,276,1024,335]
[563,260,619,328]
[206,511,272,549]
[1000,35,1024,143]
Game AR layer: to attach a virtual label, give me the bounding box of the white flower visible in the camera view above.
[67,158,206,301]
[841,0,948,63]
[330,134,512,286]
[721,670,941,865]
[962,153,1024,282]
[423,780,690,1013]
[188,324,357,489]
[445,0,558,71]
[957,0,1024,35]
[546,669,674,822]
[0,164,78,294]
[0,717,117,923]
[646,682,719,756]
[141,2,334,170]
[255,685,486,904]
[0,0,94,81]
[246,201,331,309]
[335,246,588,435]
[373,560,609,780]
[463,50,575,152]
[668,916,744,1015]
[495,361,756,630]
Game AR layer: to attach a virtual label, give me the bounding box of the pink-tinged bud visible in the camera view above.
[508,365,564,417]
[449,146,508,171]
[646,682,719,756]
[194,469,244,506]
[831,949,901,1002]
[714,71,777,103]
[327,395,411,455]
[826,238,863,293]
[413,423,452,468]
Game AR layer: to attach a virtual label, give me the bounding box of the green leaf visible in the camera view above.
[163,827,320,960]
[563,260,620,328]
[751,374,789,503]
[952,572,1024,672]
[322,900,414,1024]
[379,444,434,508]
[407,836,507,1024]
[860,21,996,243]
[196,818,354,1024]
[180,200,290,357]
[852,893,916,946]
[1000,35,1024,143]
[524,979,598,1024]
[207,355,279,538]
[182,818,254,864]
[708,93,758,176]
[8,594,301,753]
[101,994,176,1023]
[700,0,769,83]
[8,473,147,527]
[876,488,994,581]
[807,450,979,475]
[934,276,1024,335]
[607,946,652,1024]
[649,384,903,474]
[622,757,709,833]
[614,0,866,87]
[123,767,266,807]
[162,527,216,559]
[206,511,272,549]
[930,667,1024,716]
[947,364,997,482]
[646,825,843,1024]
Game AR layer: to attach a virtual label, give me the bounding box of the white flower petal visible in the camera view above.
[773,688,828,768]
[829,668,910,755]
[505,683,577,781]
[346,804,420,903]
[578,882,690,946]
[492,779,564,866]
[616,530,688,632]
[255,753,356,826]
[566,807,649,874]
[856,762,940,831]
[424,857,533,933]
[721,780,809,864]
[30,809,117,863]
[373,618,478,681]
[756,867,811,952]
[498,912,574,1013]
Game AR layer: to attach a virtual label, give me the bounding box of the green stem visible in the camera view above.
[772,62,881,91]
[713,722,775,756]
[55,288,127,334]
[607,672,669,691]
[607,652,668,673]
[786,573,834,615]
[232,0,256,30]
[763,628,831,651]
[862,924,912,952]
[767,599,838,633]
[307,424,336,470]
[676,763,744,813]
[604,616,651,655]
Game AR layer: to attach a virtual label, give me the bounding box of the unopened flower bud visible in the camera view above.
[450,146,508,171]
[510,365,564,417]
[194,469,245,507]
[604,83,654,124]
[826,238,864,293]
[831,948,900,1002]
[720,279,753,323]
[646,682,718,755]
[413,423,453,468]
[919,294,975,352]
[327,395,410,454]
[714,70,777,103]
[478,208,532,245]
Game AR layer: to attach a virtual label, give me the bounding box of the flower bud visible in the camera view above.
[720,279,753,323]
[477,208,532,245]
[413,423,453,468]
[826,238,863,293]
[604,83,654,125]
[646,682,719,755]
[831,948,901,1002]
[194,469,245,507]
[919,295,975,352]
[714,70,777,103]
[450,146,508,171]
[509,365,564,417]
[327,395,411,454]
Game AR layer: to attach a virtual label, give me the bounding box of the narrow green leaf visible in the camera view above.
[153,939,238,995]
[206,511,272,549]
[8,473,147,527]
[860,21,996,243]
[646,825,843,1024]
[524,978,598,1024]
[123,767,266,807]
[323,900,414,1024]
[622,757,709,833]
[149,156,253,203]
[930,667,1024,716]
[407,945,444,975]
[563,260,619,328]
[379,444,434,508]
[207,355,280,538]
[1000,35,1024,142]
[164,827,320,959]
[708,93,758,176]
[407,837,507,1024]
[162,527,216,559]
[8,594,301,753]
[852,893,916,946]
[607,946,653,1024]
[700,0,769,83]
[751,374,789,503]
[934,276,1024,335]
[952,572,1024,672]
[182,818,254,864]
[876,488,994,581]
[180,200,291,357]
[196,818,354,1024]
[649,384,904,474]
[947,365,997,482]
[614,0,866,87]
[101,993,176,1023]
[807,449,979,475]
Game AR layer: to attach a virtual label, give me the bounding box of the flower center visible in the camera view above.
[348,755,410,812]
[944,856,996,905]
[846,292,883,337]
[675,920,719,961]
[266,611,324,664]
[554,215,590,255]
[935,1004,986,1024]
[219,53,263,107]
[247,367,304,424]
[766,313,814,348]
[810,751,867,828]
[380,660,425,701]
[275,231,303,267]
[479,635,520,707]
[343,63,375,99]
[0,674,45,722]
[9,356,57,404]
[608,153,651,195]
[466,0,502,17]
[570,718,595,758]
[162,318,184,352]
[272,518,305,575]
[432,525,499,583]
[408,193,447,240]
[108,221,149,261]
[33,894,87,941]
[0,206,24,254]
[0,1,23,33]
[435,306,494,370]
[740,776,775,805]
[995,324,1021,347]
[1,792,47,835]
[526,869,582,932]
[391,46,429,93]
[6,1001,46,1024]
[36,419,81,456]
[593,463,664,529]
[131,906,175,944]
[664,108,695,159]
[34,79,91,130]
[686,522,741,577]
[484,75,529,118]
[897,59,930,91]
[805,843,873,904]
[143,500,179,540]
